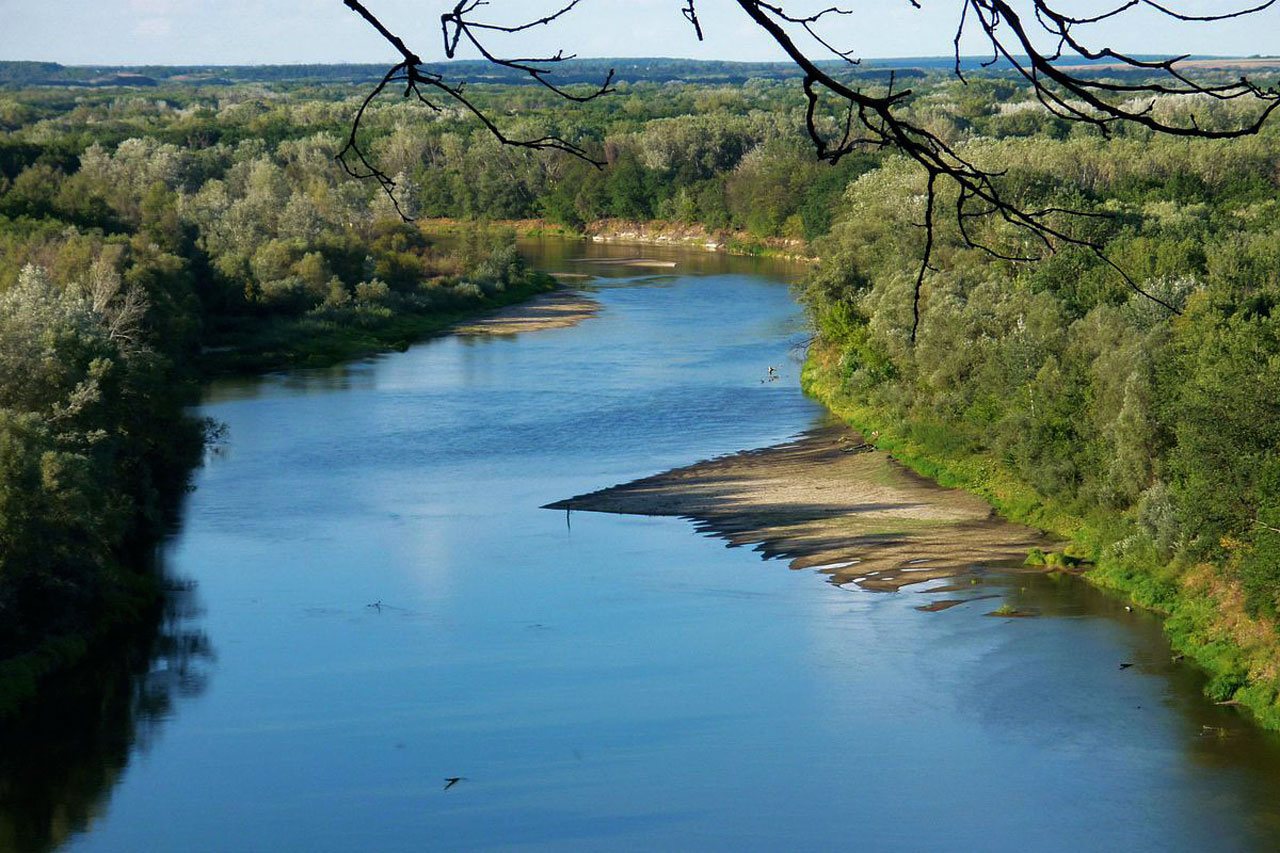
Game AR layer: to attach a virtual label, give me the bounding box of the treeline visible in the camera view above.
[1,74,1177,243]
[6,70,1280,718]
[0,83,549,692]
[800,111,1280,717]
[1,77,887,240]
[0,58,955,90]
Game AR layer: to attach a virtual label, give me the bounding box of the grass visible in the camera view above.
[802,338,1280,730]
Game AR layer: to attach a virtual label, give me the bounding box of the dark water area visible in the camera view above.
[8,239,1280,851]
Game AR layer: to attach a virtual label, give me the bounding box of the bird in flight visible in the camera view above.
[443,777,466,791]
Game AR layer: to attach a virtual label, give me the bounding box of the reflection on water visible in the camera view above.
[7,238,1280,850]
[0,577,212,852]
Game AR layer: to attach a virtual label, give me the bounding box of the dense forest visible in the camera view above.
[798,107,1280,721]
[3,60,1280,723]
[0,74,556,707]
[0,57,1037,89]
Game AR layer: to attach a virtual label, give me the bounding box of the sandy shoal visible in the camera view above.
[546,424,1067,592]
[453,289,600,336]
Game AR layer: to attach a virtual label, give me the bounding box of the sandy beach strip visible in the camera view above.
[546,424,1066,592]
[575,257,679,268]
[453,289,601,336]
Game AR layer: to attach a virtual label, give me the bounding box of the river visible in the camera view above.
[7,239,1280,851]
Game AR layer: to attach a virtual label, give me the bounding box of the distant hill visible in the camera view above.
[2,56,1275,89]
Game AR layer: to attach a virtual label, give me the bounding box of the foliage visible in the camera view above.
[5,67,1280,724]
[0,81,554,695]
[800,113,1280,722]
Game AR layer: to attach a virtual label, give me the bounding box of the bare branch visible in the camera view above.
[683,0,705,40]
[338,0,612,216]
[336,0,1280,332]
[912,171,938,343]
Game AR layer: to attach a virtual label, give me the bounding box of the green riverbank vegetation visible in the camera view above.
[4,63,1280,726]
[800,108,1280,726]
[0,80,553,711]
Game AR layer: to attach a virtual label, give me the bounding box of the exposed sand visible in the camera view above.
[453,289,600,336]
[576,257,679,268]
[546,424,1068,592]
[918,596,999,612]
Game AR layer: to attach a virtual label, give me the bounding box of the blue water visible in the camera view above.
[29,242,1280,851]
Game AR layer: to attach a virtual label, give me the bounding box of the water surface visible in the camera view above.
[11,240,1280,851]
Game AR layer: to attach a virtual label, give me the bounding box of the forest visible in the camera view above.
[0,73,557,706]
[796,100,1280,719]
[3,59,1280,722]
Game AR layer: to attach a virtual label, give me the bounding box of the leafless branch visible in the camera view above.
[682,0,704,40]
[338,0,1279,330]
[338,0,612,218]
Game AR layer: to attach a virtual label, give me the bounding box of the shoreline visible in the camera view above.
[417,217,817,263]
[546,423,1061,593]
[197,273,559,376]
[800,339,1280,730]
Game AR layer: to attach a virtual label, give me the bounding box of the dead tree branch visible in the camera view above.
[338,0,613,218]
[339,0,1280,335]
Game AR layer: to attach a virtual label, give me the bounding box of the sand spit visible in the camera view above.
[545,424,1066,592]
[454,289,600,336]
[917,595,1000,612]
[576,257,679,269]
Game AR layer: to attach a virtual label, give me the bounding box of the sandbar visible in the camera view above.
[546,424,1066,592]
[454,289,600,336]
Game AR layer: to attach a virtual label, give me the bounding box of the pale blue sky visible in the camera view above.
[1,1,1275,66]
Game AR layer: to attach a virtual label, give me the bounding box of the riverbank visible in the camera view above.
[0,539,174,719]
[199,272,559,375]
[417,218,815,262]
[0,272,571,720]
[802,339,1280,730]
[547,424,1057,594]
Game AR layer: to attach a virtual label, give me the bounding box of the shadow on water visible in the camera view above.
[0,237,795,853]
[0,573,213,852]
[13,236,1280,849]
[949,570,1280,843]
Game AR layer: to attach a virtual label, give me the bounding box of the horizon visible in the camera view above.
[5,53,1277,67]
[4,0,1278,67]
[4,53,1277,74]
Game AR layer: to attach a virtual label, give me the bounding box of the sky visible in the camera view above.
[0,0,1276,66]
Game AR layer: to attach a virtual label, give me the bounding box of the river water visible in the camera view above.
[9,239,1280,851]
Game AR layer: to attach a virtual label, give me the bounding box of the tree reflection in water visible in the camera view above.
[0,576,213,852]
